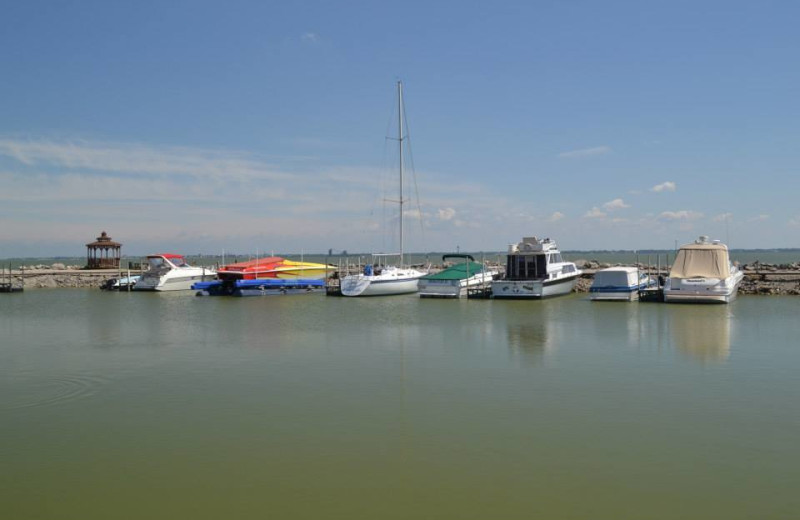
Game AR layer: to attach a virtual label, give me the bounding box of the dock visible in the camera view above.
[1,266,24,293]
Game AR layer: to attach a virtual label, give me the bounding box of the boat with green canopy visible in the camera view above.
[417,254,500,298]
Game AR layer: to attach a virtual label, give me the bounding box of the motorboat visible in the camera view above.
[663,236,744,303]
[100,274,141,291]
[193,278,324,297]
[216,257,334,281]
[133,254,216,291]
[418,254,500,298]
[340,81,427,297]
[491,236,581,299]
[589,267,657,301]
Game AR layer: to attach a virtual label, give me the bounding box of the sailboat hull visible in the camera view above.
[340,269,424,297]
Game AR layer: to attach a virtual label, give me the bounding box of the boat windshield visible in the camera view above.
[148,257,169,270]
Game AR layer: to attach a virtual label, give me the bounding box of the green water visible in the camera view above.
[2,290,799,519]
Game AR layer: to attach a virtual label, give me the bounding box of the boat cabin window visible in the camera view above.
[148,257,168,270]
[506,253,547,280]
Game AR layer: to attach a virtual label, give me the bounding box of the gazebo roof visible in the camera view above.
[86,231,122,248]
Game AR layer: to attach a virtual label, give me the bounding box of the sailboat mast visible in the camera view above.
[398,80,404,266]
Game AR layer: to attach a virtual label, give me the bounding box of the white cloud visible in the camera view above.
[789,216,800,227]
[659,210,703,221]
[651,181,676,192]
[584,207,606,219]
[557,146,611,159]
[547,211,565,222]
[437,207,456,221]
[301,32,319,43]
[712,212,733,222]
[748,214,770,222]
[602,198,629,211]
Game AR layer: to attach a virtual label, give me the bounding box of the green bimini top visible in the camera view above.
[421,261,487,281]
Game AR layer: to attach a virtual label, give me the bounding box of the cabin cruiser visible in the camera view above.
[663,236,744,303]
[133,254,216,291]
[417,254,500,298]
[491,237,581,299]
[589,267,657,301]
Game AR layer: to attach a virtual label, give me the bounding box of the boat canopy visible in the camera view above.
[421,261,486,280]
[592,268,639,288]
[669,243,731,279]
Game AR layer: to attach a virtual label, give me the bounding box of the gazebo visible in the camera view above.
[86,231,122,269]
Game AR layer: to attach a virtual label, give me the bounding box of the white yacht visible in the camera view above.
[589,267,657,302]
[133,254,216,291]
[417,254,500,298]
[663,236,744,303]
[491,237,581,299]
[341,81,426,297]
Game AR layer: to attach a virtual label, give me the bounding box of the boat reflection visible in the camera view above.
[502,301,557,363]
[669,305,733,362]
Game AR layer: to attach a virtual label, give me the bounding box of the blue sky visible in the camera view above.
[1,0,799,257]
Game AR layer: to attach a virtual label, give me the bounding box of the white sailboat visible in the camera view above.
[341,81,426,297]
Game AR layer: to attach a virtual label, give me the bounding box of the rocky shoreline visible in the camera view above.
[4,261,800,295]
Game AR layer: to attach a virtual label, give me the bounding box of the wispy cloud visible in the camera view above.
[547,211,565,222]
[659,210,703,221]
[584,207,606,219]
[557,146,611,159]
[748,214,770,222]
[602,198,629,211]
[0,137,542,254]
[712,212,733,222]
[301,32,319,43]
[651,181,676,192]
[438,207,456,221]
[0,138,293,182]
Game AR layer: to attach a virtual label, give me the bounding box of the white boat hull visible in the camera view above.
[340,268,425,297]
[491,274,578,299]
[590,289,639,302]
[663,272,744,304]
[418,272,496,298]
[134,271,216,291]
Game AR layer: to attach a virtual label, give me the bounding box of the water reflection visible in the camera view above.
[669,305,733,362]
[502,301,556,363]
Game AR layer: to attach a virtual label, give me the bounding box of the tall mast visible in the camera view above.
[398,80,404,266]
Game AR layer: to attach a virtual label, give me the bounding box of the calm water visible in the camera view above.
[2,290,799,519]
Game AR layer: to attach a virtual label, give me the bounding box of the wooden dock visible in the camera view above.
[1,266,24,293]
